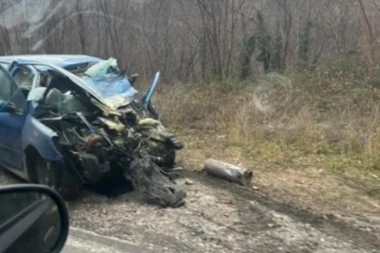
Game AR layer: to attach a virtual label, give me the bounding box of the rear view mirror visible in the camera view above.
[0,185,69,253]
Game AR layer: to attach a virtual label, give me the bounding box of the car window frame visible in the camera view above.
[0,65,27,113]
[12,66,35,91]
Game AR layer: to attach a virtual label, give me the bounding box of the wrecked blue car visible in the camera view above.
[0,55,184,206]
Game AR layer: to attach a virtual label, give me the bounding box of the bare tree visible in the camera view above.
[0,0,377,81]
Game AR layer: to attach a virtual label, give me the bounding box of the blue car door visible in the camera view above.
[0,66,27,170]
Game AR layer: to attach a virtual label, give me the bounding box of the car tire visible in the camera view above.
[35,158,61,189]
[33,155,82,200]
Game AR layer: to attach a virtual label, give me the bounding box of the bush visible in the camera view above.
[154,62,380,166]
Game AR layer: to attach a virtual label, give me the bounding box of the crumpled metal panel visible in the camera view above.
[127,156,186,208]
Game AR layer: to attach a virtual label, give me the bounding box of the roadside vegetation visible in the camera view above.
[155,61,380,212]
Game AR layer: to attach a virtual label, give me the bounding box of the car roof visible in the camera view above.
[0,54,102,68]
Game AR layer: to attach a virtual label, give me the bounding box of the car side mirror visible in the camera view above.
[128,74,139,86]
[0,184,69,253]
[0,100,16,113]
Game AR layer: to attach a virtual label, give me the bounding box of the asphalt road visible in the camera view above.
[62,227,146,253]
[1,168,379,253]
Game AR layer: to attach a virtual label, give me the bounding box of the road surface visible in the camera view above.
[62,227,145,253]
[1,168,379,252]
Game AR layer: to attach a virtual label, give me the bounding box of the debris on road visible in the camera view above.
[185,179,194,185]
[172,167,184,172]
[128,157,186,208]
[252,186,260,190]
[203,159,252,186]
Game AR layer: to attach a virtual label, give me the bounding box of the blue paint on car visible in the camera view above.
[0,54,143,182]
[0,54,102,69]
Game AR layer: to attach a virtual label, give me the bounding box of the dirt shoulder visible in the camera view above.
[177,131,380,214]
[0,159,379,252]
[68,168,380,253]
[174,130,380,245]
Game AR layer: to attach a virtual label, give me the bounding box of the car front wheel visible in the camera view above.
[34,156,82,200]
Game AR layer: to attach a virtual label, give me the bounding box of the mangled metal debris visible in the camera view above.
[128,157,186,207]
[25,57,186,207]
[204,159,253,186]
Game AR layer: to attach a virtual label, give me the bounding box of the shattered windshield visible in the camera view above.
[82,74,137,99]
[80,59,137,100]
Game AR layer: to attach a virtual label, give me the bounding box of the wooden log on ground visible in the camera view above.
[203,159,252,186]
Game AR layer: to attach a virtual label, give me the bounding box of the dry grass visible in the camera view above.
[151,66,380,213]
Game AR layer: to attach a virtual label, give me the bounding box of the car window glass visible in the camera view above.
[0,192,40,226]
[0,68,25,110]
[0,68,15,101]
[13,68,34,90]
[0,63,9,70]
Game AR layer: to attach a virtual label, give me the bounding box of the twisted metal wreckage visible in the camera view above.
[25,58,186,207]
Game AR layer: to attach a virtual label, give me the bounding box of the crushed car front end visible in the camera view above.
[18,57,185,206]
